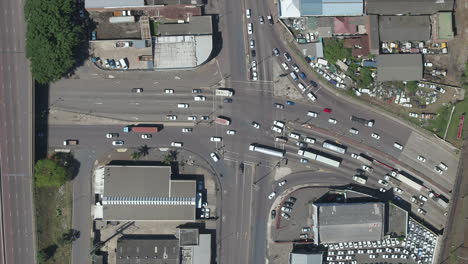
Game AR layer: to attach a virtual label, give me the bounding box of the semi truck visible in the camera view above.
[215,116,231,125]
[357,154,373,166]
[394,172,424,192]
[297,149,341,167]
[249,144,285,158]
[123,125,159,133]
[215,89,233,97]
[350,115,374,127]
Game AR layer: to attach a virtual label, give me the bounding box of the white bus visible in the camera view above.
[215,89,233,97]
[249,144,285,158]
[322,141,347,154]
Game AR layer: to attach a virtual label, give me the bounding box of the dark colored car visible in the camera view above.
[323,108,332,113]
[287,197,297,203]
[305,56,311,63]
[309,80,318,87]
[91,31,97,40]
[223,98,233,103]
[299,72,307,79]
[251,49,256,58]
[284,52,291,61]
[286,101,295,106]
[271,210,276,219]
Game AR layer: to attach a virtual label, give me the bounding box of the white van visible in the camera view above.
[288,132,300,140]
[304,137,315,144]
[307,92,317,102]
[393,142,403,150]
[289,72,298,81]
[273,120,285,128]
[119,58,128,70]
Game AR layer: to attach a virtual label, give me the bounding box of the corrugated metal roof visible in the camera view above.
[316,203,384,243]
[377,54,423,81]
[290,253,323,264]
[365,0,454,15]
[301,0,363,16]
[85,0,144,9]
[379,16,431,42]
[279,0,301,18]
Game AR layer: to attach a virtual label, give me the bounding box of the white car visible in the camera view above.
[424,62,433,67]
[106,133,119,138]
[393,142,403,150]
[418,195,428,202]
[297,83,306,91]
[141,134,152,139]
[268,192,276,199]
[210,152,219,162]
[281,62,289,71]
[177,103,189,108]
[251,60,257,71]
[394,187,403,194]
[245,9,251,18]
[349,128,359,135]
[249,39,255,49]
[417,208,427,215]
[292,64,300,72]
[307,111,318,117]
[278,180,287,187]
[417,155,426,162]
[418,83,426,87]
[371,133,380,139]
[271,126,283,133]
[164,89,174,94]
[351,153,358,159]
[439,162,448,170]
[362,165,373,173]
[273,120,285,128]
[275,103,284,109]
[251,121,260,129]
[182,128,193,133]
[288,132,300,139]
[281,206,292,212]
[192,89,202,93]
[328,118,337,124]
[188,116,197,121]
[252,71,258,81]
[247,23,253,34]
[434,166,443,174]
[296,141,306,148]
[227,130,236,135]
[300,158,308,163]
[378,180,388,186]
[259,15,264,24]
[409,112,419,118]
[210,137,222,142]
[167,115,177,120]
[304,137,315,144]
[194,96,206,101]
[281,212,290,219]
[379,188,387,193]
[112,140,124,146]
[171,142,183,147]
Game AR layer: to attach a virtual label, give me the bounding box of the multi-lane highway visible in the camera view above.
[0,0,35,263]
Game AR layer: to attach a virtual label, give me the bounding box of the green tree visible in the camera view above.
[162,150,178,165]
[131,151,142,160]
[34,159,69,187]
[323,38,352,64]
[25,0,84,83]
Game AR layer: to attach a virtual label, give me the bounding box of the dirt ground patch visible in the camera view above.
[429,1,468,86]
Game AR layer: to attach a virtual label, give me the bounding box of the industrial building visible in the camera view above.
[116,229,211,264]
[376,54,423,81]
[279,0,363,18]
[93,165,197,221]
[365,0,454,15]
[312,202,385,243]
[378,16,431,42]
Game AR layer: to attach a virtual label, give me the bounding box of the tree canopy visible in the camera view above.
[323,38,352,64]
[25,0,84,83]
[34,159,69,187]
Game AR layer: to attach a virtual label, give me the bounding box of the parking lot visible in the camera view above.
[91,40,153,70]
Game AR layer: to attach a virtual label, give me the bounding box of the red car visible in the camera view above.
[323,108,332,113]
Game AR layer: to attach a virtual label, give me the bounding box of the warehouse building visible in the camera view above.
[94,165,197,221]
[365,0,454,15]
[312,202,385,243]
[279,0,363,18]
[376,54,423,81]
[379,16,431,42]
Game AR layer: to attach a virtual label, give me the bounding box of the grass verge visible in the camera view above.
[35,182,73,264]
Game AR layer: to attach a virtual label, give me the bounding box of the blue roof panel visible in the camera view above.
[300,0,363,16]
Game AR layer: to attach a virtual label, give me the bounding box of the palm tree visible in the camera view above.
[162,150,178,165]
[137,144,150,157]
[131,151,141,160]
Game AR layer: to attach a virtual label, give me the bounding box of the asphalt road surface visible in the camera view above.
[46,0,458,263]
[0,0,35,263]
